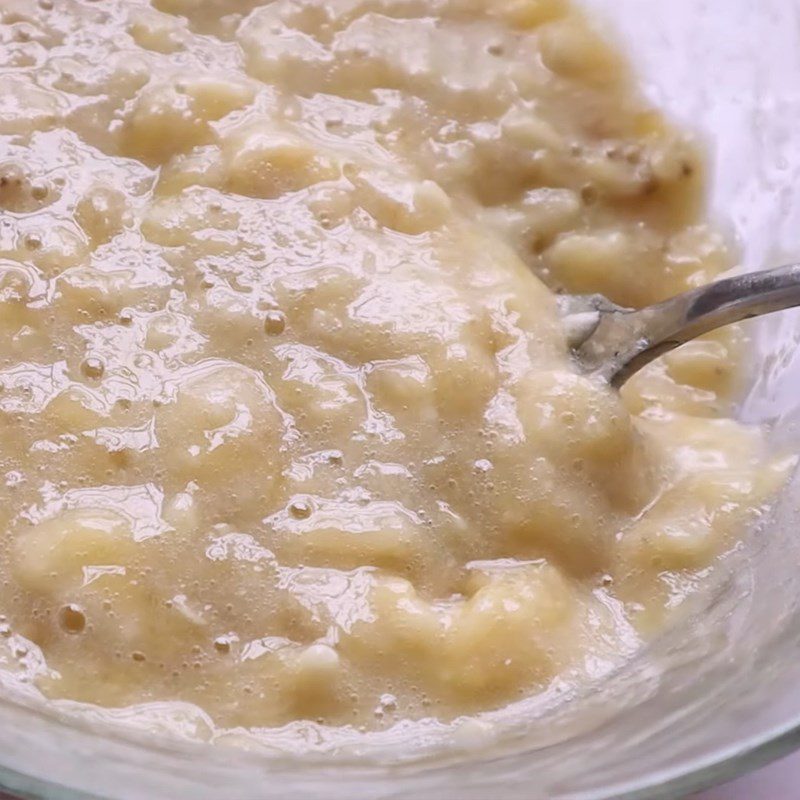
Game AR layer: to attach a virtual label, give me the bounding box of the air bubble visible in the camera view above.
[264,309,286,336]
[289,497,312,519]
[81,357,105,379]
[58,604,86,634]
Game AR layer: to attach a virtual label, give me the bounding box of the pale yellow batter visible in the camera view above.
[0,0,786,737]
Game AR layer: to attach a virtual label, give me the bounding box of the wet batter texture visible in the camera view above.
[0,0,787,739]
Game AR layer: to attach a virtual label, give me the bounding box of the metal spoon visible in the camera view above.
[559,264,800,387]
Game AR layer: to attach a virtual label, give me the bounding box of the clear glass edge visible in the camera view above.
[0,1,799,798]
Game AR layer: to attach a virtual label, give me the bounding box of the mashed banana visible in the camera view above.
[0,0,786,737]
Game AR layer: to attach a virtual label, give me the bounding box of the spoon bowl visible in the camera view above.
[560,264,800,386]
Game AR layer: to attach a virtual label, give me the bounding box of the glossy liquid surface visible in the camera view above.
[0,0,785,741]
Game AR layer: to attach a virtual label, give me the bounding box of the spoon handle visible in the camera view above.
[575,264,800,387]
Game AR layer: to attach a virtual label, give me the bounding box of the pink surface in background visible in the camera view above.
[693,750,800,799]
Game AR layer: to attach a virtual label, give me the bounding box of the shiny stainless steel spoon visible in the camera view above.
[559,264,800,387]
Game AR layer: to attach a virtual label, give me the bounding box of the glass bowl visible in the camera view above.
[2,1,800,798]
